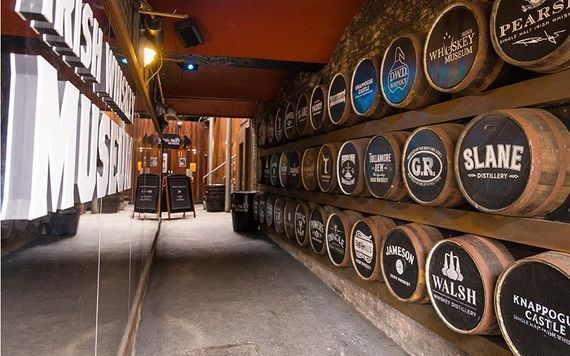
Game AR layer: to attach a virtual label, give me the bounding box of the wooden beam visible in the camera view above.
[166,97,258,118]
[101,0,162,135]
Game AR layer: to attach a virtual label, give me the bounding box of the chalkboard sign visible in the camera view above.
[134,174,161,213]
[162,133,182,149]
[165,174,195,216]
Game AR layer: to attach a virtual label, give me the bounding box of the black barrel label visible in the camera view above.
[275,109,285,142]
[279,153,289,188]
[425,5,480,89]
[310,87,326,129]
[288,151,300,188]
[258,199,266,222]
[352,58,379,115]
[365,136,397,197]
[284,102,296,139]
[498,261,570,354]
[263,157,271,184]
[339,142,359,194]
[459,115,531,210]
[309,209,325,253]
[253,196,259,219]
[284,202,295,237]
[296,95,310,134]
[294,204,308,243]
[382,230,419,300]
[270,154,280,186]
[329,74,348,123]
[318,146,335,191]
[327,214,347,265]
[428,242,485,331]
[352,221,377,278]
[274,199,284,230]
[266,196,274,225]
[404,129,447,202]
[382,36,417,105]
[493,0,570,62]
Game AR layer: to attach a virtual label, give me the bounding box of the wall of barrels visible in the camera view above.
[254,1,570,355]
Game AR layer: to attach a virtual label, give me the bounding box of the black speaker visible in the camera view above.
[175,18,204,48]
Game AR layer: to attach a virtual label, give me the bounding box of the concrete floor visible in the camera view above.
[135,210,406,355]
[1,208,157,355]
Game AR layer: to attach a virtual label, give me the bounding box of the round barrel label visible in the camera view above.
[302,149,318,190]
[295,204,308,244]
[328,74,348,124]
[382,230,419,300]
[327,214,347,265]
[284,201,295,238]
[352,58,379,115]
[309,209,326,253]
[425,5,480,89]
[427,242,485,331]
[284,102,296,140]
[270,154,280,186]
[263,157,271,185]
[404,129,447,202]
[296,95,309,134]
[365,136,397,197]
[310,87,326,130]
[279,153,289,188]
[266,196,274,226]
[338,142,359,194]
[275,109,285,142]
[458,115,531,210]
[288,151,300,188]
[274,199,284,232]
[258,199,266,223]
[253,196,259,220]
[498,261,570,355]
[352,221,377,279]
[493,0,570,62]
[267,116,275,144]
[318,146,336,192]
[382,36,417,105]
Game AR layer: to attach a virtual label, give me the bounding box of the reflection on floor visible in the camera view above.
[1,206,157,355]
[135,209,405,355]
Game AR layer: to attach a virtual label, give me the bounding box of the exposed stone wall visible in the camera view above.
[252,0,465,125]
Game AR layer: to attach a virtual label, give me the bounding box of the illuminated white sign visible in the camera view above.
[1,54,133,220]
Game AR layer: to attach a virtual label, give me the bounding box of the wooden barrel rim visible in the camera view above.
[495,251,570,356]
[327,72,351,125]
[381,33,422,108]
[423,1,491,93]
[350,56,381,117]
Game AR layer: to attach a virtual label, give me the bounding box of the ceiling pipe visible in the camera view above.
[139,10,189,19]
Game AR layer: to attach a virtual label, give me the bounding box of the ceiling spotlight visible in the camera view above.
[143,46,157,67]
[118,56,128,65]
[178,61,199,72]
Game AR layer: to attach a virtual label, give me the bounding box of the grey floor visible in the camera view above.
[135,210,406,355]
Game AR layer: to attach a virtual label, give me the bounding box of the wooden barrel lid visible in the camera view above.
[328,72,358,127]
[309,205,339,255]
[495,251,570,355]
[337,138,370,196]
[381,33,441,109]
[256,156,263,184]
[455,108,570,217]
[350,216,396,281]
[317,143,341,193]
[258,118,267,147]
[278,152,289,188]
[262,156,271,185]
[309,85,331,132]
[426,235,514,335]
[258,194,266,224]
[283,199,297,239]
[403,124,465,207]
[491,0,570,73]
[326,210,364,267]
[287,150,302,189]
[273,197,285,234]
[275,107,285,144]
[351,57,390,117]
[381,223,443,303]
[266,112,275,146]
[296,93,313,137]
[365,132,410,200]
[269,153,280,187]
[294,201,314,246]
[265,194,275,227]
[424,1,504,93]
[284,101,296,141]
[301,147,319,191]
[253,193,261,221]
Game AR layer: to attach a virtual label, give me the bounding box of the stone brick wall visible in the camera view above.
[252,0,466,126]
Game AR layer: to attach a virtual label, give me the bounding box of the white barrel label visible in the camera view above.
[382,230,419,300]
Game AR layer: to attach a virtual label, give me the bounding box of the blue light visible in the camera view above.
[119,57,128,65]
[186,63,196,71]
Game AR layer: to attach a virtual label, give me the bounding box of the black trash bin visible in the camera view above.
[231,191,257,232]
